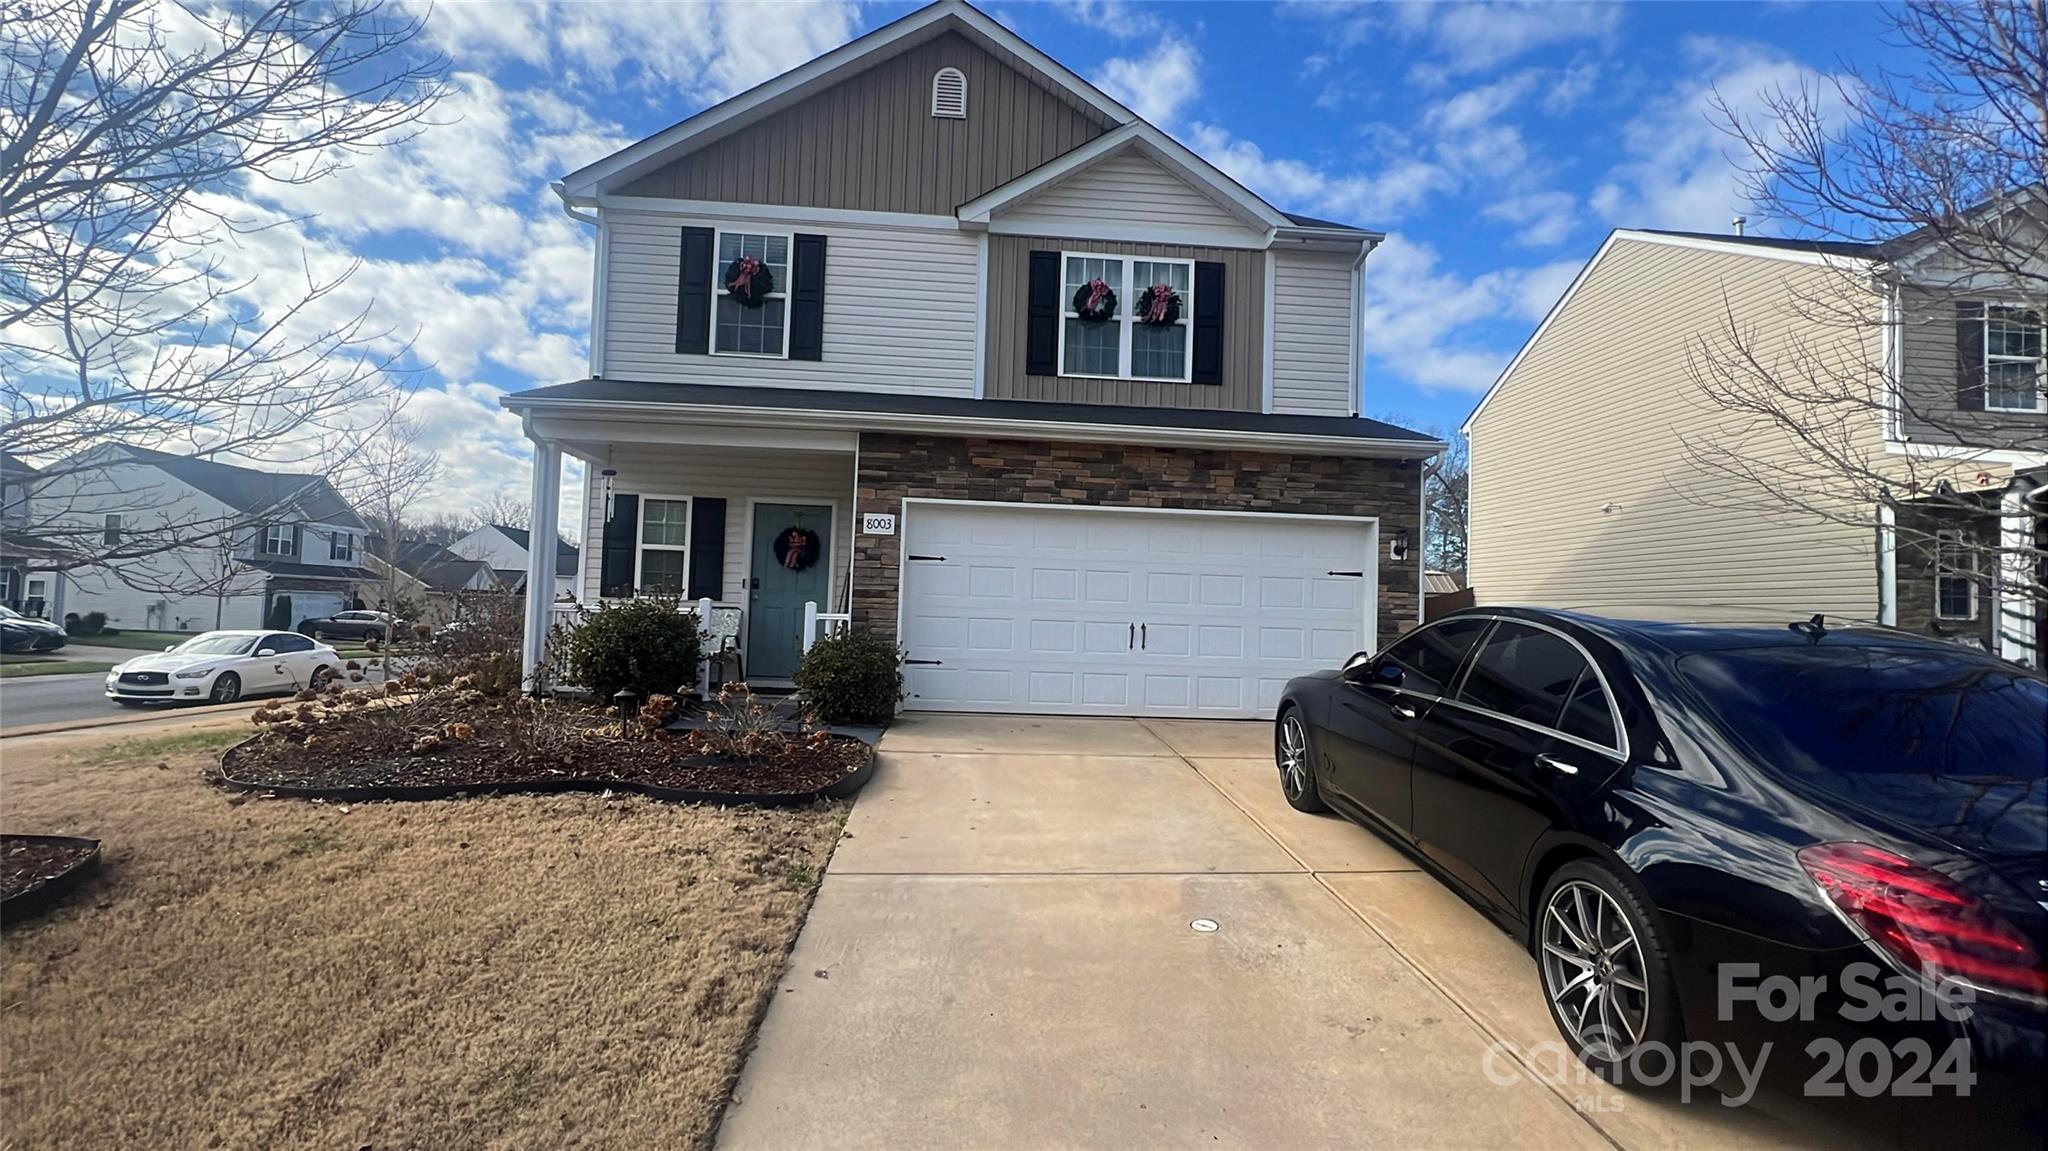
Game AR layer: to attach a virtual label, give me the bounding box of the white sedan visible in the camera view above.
[104,630,342,707]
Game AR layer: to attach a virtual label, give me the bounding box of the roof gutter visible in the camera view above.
[552,181,598,227]
[502,395,1444,460]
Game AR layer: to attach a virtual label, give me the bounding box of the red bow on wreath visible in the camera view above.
[1084,277,1112,313]
[1143,283,1176,323]
[727,256,762,296]
[780,528,810,569]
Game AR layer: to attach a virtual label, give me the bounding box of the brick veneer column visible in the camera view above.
[851,433,1426,647]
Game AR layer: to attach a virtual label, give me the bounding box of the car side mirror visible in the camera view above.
[163,644,176,652]
[256,648,276,658]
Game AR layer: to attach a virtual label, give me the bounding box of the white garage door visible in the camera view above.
[899,501,1376,719]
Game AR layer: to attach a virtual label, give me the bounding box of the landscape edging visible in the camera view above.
[0,835,104,923]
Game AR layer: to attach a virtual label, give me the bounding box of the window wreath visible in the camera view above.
[1135,282,1182,326]
[773,526,822,571]
[724,256,774,307]
[1071,277,1117,324]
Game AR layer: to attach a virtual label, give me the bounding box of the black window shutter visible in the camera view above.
[1956,300,1986,412]
[676,227,715,355]
[789,234,827,361]
[1026,249,1060,376]
[290,524,301,557]
[686,497,726,600]
[600,494,639,597]
[1192,261,1226,385]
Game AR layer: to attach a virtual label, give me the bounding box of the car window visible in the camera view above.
[337,612,366,621]
[1458,621,1592,729]
[1558,671,1617,747]
[1377,617,1490,696]
[269,633,315,653]
[176,634,256,656]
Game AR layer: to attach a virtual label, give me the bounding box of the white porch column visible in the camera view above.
[521,437,563,692]
[1999,486,2037,665]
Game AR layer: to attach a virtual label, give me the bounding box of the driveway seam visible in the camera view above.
[1137,717,1627,1151]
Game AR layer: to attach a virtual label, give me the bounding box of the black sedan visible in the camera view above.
[1276,607,2045,1140]
[0,605,67,653]
[297,610,404,643]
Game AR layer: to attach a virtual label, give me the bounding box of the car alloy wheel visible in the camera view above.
[1540,879,1651,1062]
[310,666,333,691]
[1278,714,1311,800]
[209,673,241,705]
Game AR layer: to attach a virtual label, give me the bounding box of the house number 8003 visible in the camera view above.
[861,513,896,535]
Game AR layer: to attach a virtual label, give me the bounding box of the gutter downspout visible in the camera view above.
[555,182,605,378]
[1876,502,1897,627]
[1350,238,1377,418]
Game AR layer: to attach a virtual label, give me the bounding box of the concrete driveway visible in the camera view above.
[718,715,1851,1150]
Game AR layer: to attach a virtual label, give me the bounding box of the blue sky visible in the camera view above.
[213,0,1907,522]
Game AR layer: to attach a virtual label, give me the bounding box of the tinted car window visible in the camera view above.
[1378,618,1490,696]
[1558,671,1617,747]
[1458,622,1590,728]
[267,633,314,653]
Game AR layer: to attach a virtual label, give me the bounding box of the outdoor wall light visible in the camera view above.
[1389,528,1411,561]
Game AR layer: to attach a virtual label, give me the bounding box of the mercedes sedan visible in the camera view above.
[1276,607,2045,1141]
[105,630,341,706]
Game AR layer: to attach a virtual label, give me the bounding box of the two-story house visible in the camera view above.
[507,0,1439,718]
[29,444,377,633]
[1464,227,2048,667]
[447,523,578,600]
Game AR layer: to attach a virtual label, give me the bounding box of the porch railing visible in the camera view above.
[547,597,718,694]
[802,601,851,652]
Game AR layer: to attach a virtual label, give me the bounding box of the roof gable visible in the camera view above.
[962,124,1287,236]
[111,445,369,531]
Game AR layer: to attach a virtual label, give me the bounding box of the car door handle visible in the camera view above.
[1389,701,1416,720]
[1535,753,1581,776]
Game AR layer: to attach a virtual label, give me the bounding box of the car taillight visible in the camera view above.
[1798,841,2048,1003]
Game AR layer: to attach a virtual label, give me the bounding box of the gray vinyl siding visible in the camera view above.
[1269,248,1356,415]
[601,210,978,397]
[1467,238,1881,623]
[996,151,1255,237]
[983,234,1263,410]
[616,32,1111,215]
[1895,283,2048,448]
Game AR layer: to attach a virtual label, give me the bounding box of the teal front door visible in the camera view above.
[747,503,834,679]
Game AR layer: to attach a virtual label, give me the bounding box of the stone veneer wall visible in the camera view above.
[851,432,1425,647]
[1893,504,2000,651]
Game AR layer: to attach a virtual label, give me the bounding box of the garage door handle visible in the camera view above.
[904,658,943,666]
[1128,623,1135,650]
[1327,570,1365,577]
[907,554,946,562]
[1140,623,1147,650]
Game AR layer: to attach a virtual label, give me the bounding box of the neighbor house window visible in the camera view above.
[1983,305,2047,412]
[328,530,355,561]
[713,231,789,357]
[1058,253,1193,382]
[263,524,294,556]
[1934,530,1976,620]
[636,497,690,592]
[103,513,122,544]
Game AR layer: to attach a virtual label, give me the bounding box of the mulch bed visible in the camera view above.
[2,834,102,920]
[217,692,875,806]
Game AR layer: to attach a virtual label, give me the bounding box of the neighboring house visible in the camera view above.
[0,451,56,616]
[26,444,376,633]
[506,0,1439,716]
[362,538,503,625]
[1465,228,2047,667]
[446,524,578,600]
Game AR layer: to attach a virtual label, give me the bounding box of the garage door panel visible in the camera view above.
[901,503,1374,719]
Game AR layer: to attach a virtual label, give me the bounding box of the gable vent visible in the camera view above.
[931,67,967,118]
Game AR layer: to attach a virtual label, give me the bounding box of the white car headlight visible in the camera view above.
[172,666,215,680]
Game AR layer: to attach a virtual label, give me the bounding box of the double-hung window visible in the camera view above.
[1058,253,1194,382]
[328,530,355,562]
[636,497,690,593]
[1934,530,1976,620]
[103,513,122,545]
[1983,305,2047,413]
[713,231,790,357]
[263,524,294,556]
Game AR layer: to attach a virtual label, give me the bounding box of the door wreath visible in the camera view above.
[1135,283,1181,326]
[773,526,822,571]
[1071,277,1117,323]
[724,256,774,307]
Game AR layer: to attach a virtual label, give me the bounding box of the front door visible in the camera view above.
[747,503,833,680]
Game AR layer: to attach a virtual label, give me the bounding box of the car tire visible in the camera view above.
[1275,707,1329,813]
[208,672,241,705]
[312,630,331,642]
[310,665,334,691]
[1536,859,1683,1088]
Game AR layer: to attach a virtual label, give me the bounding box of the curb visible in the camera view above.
[1,701,265,739]
[215,735,877,808]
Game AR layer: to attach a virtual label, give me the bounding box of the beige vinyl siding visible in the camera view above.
[601,210,977,397]
[983,234,1263,410]
[616,33,1110,215]
[1270,249,1355,415]
[996,151,1257,239]
[577,445,855,616]
[1468,238,1882,623]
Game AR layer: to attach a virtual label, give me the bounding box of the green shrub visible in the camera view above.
[63,610,108,636]
[793,627,902,724]
[563,597,701,703]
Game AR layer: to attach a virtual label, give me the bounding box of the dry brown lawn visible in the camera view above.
[0,723,847,1150]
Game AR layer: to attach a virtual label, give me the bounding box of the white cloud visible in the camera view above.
[1055,0,1165,40]
[1185,122,1449,224]
[1483,190,1580,247]
[1100,36,1201,125]
[1365,237,1582,394]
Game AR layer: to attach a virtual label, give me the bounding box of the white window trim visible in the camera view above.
[1934,529,1978,621]
[1053,250,1194,384]
[328,530,355,562]
[633,493,692,594]
[1981,303,2048,414]
[262,524,294,556]
[710,228,793,360]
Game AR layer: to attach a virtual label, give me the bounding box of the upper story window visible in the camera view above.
[1982,304,2047,413]
[931,67,967,118]
[1059,253,1193,382]
[636,496,690,592]
[103,513,122,544]
[263,524,294,556]
[714,231,790,358]
[1935,530,1977,620]
[328,530,355,562]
